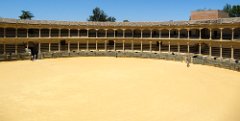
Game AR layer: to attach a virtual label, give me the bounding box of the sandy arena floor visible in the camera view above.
[0,57,240,121]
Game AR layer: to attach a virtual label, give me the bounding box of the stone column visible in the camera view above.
[159,41,161,53]
[231,46,234,60]
[187,42,190,53]
[220,28,223,41]
[3,28,6,38]
[123,40,125,51]
[209,44,212,56]
[199,28,202,40]
[209,28,212,40]
[150,30,152,38]
[49,43,51,52]
[87,29,89,38]
[77,41,80,52]
[78,29,80,38]
[114,29,116,38]
[68,41,70,53]
[232,28,234,41]
[68,29,70,38]
[199,43,201,55]
[38,43,41,54]
[123,29,125,38]
[105,29,108,38]
[114,40,116,51]
[159,30,161,38]
[168,41,171,53]
[38,29,41,38]
[27,29,29,38]
[141,29,143,39]
[150,41,152,52]
[187,29,190,39]
[168,29,171,39]
[49,29,51,38]
[96,40,98,51]
[58,42,61,52]
[104,40,107,51]
[220,44,222,58]
[59,29,61,38]
[141,40,143,52]
[86,40,89,51]
[15,28,18,38]
[131,40,134,51]
[96,29,98,38]
[178,29,180,39]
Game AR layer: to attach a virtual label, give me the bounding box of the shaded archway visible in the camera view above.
[222,28,232,40]
[88,29,97,37]
[180,29,188,38]
[70,29,78,37]
[41,29,50,37]
[161,29,169,38]
[211,28,220,40]
[51,29,59,37]
[125,29,133,38]
[17,28,27,37]
[133,29,141,38]
[142,29,151,38]
[115,29,123,37]
[6,28,16,37]
[60,29,69,37]
[97,29,105,37]
[170,29,178,38]
[28,29,39,37]
[234,28,240,40]
[79,29,87,37]
[152,29,159,38]
[201,28,210,39]
[189,29,200,39]
[107,29,114,37]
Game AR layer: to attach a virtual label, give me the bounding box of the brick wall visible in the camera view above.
[191,10,229,20]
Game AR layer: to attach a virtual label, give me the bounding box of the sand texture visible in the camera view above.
[0,57,240,121]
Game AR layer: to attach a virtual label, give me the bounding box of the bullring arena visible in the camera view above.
[1,13,240,121]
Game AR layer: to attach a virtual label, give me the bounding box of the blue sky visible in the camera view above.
[0,0,239,22]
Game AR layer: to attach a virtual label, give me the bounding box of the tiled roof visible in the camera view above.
[0,17,239,27]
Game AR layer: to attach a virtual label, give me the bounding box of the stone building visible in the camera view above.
[0,14,240,62]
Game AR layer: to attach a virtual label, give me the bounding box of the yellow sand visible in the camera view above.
[0,57,240,121]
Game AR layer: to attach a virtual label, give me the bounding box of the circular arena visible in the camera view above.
[0,57,240,121]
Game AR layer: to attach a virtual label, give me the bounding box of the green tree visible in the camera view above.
[123,20,129,22]
[223,4,240,17]
[19,10,34,20]
[88,7,116,22]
